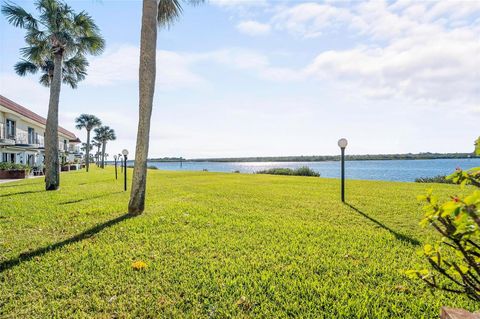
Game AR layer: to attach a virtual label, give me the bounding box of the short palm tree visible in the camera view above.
[91,139,102,166]
[75,114,102,172]
[2,0,105,190]
[94,126,116,169]
[128,0,203,214]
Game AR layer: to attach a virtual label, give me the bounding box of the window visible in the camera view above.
[64,140,67,151]
[6,119,15,139]
[28,127,35,144]
[2,153,15,163]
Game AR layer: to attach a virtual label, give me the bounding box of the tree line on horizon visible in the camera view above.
[149,152,478,163]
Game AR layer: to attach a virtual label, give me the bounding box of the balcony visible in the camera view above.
[0,123,15,146]
[13,132,44,148]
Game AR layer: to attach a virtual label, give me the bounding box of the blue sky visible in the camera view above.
[1,0,479,158]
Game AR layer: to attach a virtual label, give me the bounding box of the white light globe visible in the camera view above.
[337,138,348,148]
[122,149,129,156]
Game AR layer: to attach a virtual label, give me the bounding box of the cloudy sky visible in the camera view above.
[1,0,479,158]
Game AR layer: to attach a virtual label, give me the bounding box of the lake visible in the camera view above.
[145,158,480,182]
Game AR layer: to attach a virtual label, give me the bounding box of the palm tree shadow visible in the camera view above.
[59,191,123,205]
[0,213,134,273]
[0,190,44,198]
[345,203,420,246]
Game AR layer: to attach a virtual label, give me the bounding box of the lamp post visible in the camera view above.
[113,155,118,180]
[119,153,123,173]
[122,149,129,191]
[338,138,348,203]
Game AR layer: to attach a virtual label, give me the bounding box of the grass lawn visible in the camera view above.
[0,167,477,318]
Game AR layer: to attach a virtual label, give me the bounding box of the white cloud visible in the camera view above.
[0,73,49,115]
[268,0,480,108]
[86,45,205,90]
[196,48,303,81]
[271,3,355,38]
[210,0,267,8]
[236,20,271,36]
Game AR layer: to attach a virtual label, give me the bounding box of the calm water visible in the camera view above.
[146,158,480,182]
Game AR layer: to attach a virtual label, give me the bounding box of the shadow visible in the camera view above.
[0,213,134,273]
[59,191,123,205]
[0,183,38,188]
[0,190,44,198]
[345,203,420,246]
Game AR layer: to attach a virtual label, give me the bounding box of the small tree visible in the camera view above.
[75,114,102,172]
[407,137,480,301]
[94,126,116,168]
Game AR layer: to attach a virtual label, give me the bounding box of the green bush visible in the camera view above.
[408,137,480,301]
[256,166,320,177]
[415,175,454,184]
[147,165,158,170]
[0,162,30,171]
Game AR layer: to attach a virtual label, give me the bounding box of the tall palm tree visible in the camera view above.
[75,114,102,172]
[94,126,116,169]
[128,0,202,215]
[2,0,105,190]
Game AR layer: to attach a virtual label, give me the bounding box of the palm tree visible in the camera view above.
[128,0,202,215]
[91,139,102,166]
[94,126,116,169]
[2,0,105,190]
[75,114,102,172]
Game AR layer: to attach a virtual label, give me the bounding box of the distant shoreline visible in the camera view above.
[148,153,477,163]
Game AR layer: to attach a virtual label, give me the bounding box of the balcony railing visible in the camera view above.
[13,132,44,147]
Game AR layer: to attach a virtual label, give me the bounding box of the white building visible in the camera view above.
[0,95,81,170]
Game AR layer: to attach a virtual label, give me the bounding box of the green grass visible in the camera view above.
[0,168,477,318]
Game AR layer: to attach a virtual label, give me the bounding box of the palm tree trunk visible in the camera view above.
[128,0,157,215]
[86,129,91,172]
[45,52,62,191]
[101,141,106,168]
[97,145,100,166]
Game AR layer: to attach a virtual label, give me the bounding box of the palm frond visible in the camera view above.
[157,0,204,27]
[94,126,116,142]
[62,74,78,89]
[39,73,51,87]
[19,44,49,64]
[75,114,102,130]
[157,0,183,27]
[14,60,39,76]
[1,2,38,29]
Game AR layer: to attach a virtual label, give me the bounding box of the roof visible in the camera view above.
[0,94,78,140]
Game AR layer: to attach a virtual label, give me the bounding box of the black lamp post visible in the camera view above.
[119,153,123,173]
[122,149,129,191]
[338,138,348,203]
[113,155,118,180]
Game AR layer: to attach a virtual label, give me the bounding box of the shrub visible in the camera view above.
[0,162,30,171]
[233,170,241,173]
[415,175,454,184]
[407,137,480,301]
[147,165,158,170]
[256,166,320,177]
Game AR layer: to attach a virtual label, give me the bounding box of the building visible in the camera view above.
[0,95,81,170]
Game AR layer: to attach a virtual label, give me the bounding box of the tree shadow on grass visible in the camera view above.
[59,191,124,205]
[0,213,134,273]
[0,190,44,198]
[0,183,38,189]
[345,203,420,246]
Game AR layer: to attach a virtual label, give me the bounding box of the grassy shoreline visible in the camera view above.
[0,168,476,317]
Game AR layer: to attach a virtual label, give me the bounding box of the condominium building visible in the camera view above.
[0,95,81,169]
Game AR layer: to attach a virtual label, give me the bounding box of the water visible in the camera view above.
[146,158,480,182]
